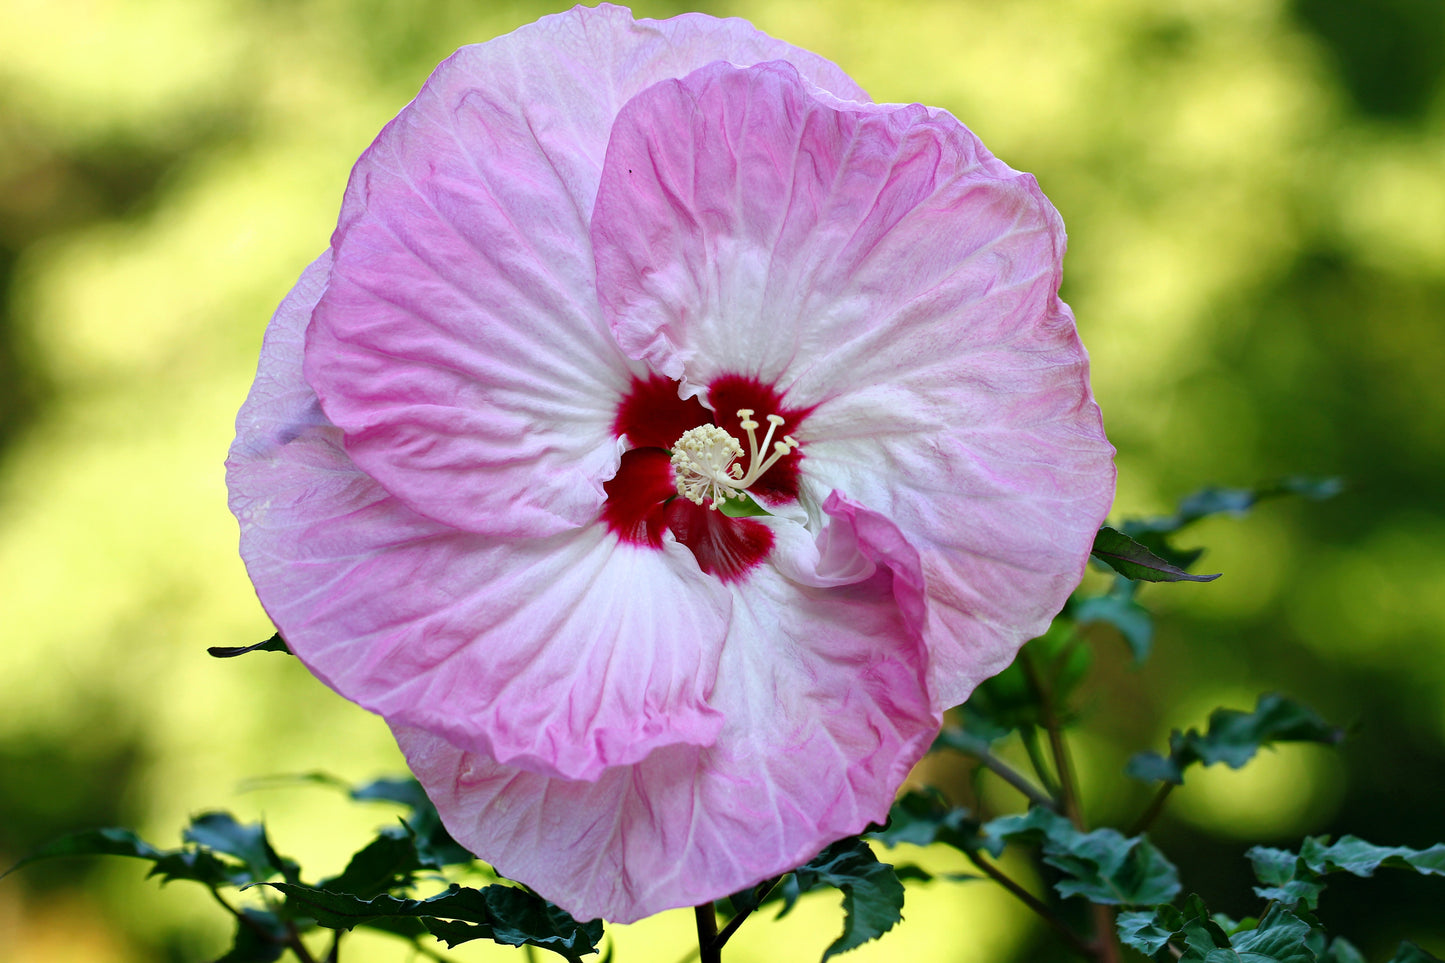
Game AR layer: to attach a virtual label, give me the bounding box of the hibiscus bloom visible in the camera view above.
[226,3,1114,923]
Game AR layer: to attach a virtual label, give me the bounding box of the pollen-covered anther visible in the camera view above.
[671,409,800,509]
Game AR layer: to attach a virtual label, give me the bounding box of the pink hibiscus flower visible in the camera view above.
[226,3,1114,923]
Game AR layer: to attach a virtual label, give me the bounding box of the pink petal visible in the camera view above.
[229,258,735,783]
[395,498,937,923]
[304,6,868,537]
[594,60,1114,707]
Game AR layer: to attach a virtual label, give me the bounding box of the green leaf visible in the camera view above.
[1091,527,1221,583]
[1126,478,1344,539]
[1118,908,1182,958]
[348,776,475,868]
[1072,592,1155,662]
[787,837,905,960]
[213,908,287,963]
[870,789,982,853]
[185,812,297,885]
[5,827,236,887]
[1318,937,1367,963]
[262,883,602,961]
[1127,694,1343,786]
[958,624,1088,735]
[208,633,291,658]
[1387,943,1445,963]
[1247,847,1327,911]
[1299,836,1445,879]
[1221,904,1315,963]
[1120,896,1316,963]
[984,808,1180,906]
[320,824,423,899]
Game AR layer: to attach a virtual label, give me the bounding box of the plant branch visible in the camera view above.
[712,877,782,952]
[1020,726,1062,799]
[1128,782,1176,837]
[695,903,721,963]
[967,744,1062,813]
[964,850,1093,958]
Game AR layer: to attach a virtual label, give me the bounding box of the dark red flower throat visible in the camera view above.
[602,373,807,582]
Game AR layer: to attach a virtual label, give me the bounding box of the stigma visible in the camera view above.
[672,410,800,510]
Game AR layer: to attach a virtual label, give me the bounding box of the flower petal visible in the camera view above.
[229,257,734,782]
[594,59,1114,707]
[395,503,936,922]
[304,6,868,537]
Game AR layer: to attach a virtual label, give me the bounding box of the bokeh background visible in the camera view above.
[1,0,1442,960]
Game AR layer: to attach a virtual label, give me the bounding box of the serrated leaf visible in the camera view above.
[1118,908,1181,957]
[1128,695,1343,786]
[870,789,982,853]
[185,812,296,885]
[984,808,1180,906]
[1387,943,1445,963]
[320,824,422,899]
[213,908,287,963]
[1220,904,1315,963]
[1247,847,1327,911]
[1300,836,1445,879]
[5,827,235,887]
[208,633,291,658]
[786,837,905,960]
[348,777,475,868]
[1091,527,1221,582]
[262,883,601,961]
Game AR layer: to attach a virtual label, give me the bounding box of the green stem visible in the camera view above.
[1129,782,1176,837]
[1020,726,1062,799]
[970,743,1062,812]
[1021,651,1121,963]
[696,903,721,963]
[965,849,1094,958]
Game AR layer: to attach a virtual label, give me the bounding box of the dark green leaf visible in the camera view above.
[787,837,905,960]
[1118,908,1181,958]
[1127,694,1343,786]
[1119,896,1315,963]
[1248,847,1326,911]
[1091,527,1221,583]
[5,827,235,887]
[262,883,602,961]
[1222,904,1315,963]
[984,808,1180,906]
[213,908,287,963]
[208,633,291,658]
[348,777,474,868]
[870,789,982,853]
[185,812,296,885]
[1072,592,1154,662]
[1124,478,1344,539]
[1299,836,1445,879]
[1387,943,1445,963]
[320,824,422,899]
[1318,937,1367,963]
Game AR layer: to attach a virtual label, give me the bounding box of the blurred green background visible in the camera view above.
[1,0,1442,960]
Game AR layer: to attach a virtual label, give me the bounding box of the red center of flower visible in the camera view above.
[602,373,809,582]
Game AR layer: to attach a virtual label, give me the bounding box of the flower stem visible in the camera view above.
[695,903,721,963]
[712,877,781,952]
[1128,782,1176,837]
[964,850,1094,958]
[969,743,1062,813]
[1021,650,1121,963]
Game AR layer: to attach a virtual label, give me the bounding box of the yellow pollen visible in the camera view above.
[671,409,800,509]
